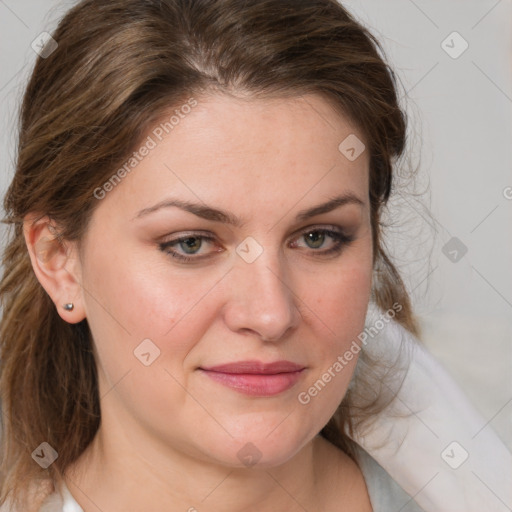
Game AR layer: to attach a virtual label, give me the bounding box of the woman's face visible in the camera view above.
[74,92,373,468]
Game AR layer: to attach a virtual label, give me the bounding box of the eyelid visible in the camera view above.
[158,224,354,263]
[158,233,220,262]
[290,223,347,238]
[159,224,348,245]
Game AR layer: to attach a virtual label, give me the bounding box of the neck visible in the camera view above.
[65,415,336,511]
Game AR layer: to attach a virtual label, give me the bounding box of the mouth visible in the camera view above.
[198,360,306,396]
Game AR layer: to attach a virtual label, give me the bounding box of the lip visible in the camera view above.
[201,360,305,374]
[198,360,306,396]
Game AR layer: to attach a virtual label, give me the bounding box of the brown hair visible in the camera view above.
[0,0,420,508]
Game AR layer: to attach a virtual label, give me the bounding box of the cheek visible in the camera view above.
[80,248,226,431]
[80,240,219,378]
[294,249,372,407]
[304,250,373,346]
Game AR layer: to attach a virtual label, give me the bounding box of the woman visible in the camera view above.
[0,1,509,511]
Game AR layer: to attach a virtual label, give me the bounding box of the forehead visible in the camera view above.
[162,91,367,160]
[96,92,370,220]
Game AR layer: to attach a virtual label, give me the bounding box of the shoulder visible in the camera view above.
[354,446,426,512]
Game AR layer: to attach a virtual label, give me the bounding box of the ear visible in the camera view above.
[23,213,86,324]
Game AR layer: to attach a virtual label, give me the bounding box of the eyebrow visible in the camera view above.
[133,192,364,227]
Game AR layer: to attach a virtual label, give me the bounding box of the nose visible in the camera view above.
[222,248,301,342]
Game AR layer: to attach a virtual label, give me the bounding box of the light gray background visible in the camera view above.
[0,1,511,449]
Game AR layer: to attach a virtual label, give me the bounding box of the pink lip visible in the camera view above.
[199,360,306,396]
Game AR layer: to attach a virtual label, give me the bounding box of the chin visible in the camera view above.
[199,421,317,470]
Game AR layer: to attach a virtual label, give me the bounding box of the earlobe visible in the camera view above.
[23,213,86,324]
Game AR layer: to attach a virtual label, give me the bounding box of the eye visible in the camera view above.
[159,233,219,263]
[159,226,355,264]
[289,227,355,257]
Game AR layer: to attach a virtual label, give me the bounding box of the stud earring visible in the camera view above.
[62,303,74,311]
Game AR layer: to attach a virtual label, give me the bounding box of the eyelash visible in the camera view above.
[158,227,355,263]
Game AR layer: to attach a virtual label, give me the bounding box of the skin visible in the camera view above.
[24,92,374,511]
